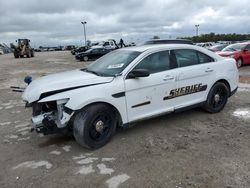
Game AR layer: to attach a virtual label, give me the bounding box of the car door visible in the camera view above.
[242,44,250,64]
[95,49,103,59]
[88,49,95,59]
[124,50,177,122]
[91,49,100,59]
[171,49,216,109]
[100,49,108,56]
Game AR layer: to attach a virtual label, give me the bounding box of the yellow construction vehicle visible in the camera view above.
[10,39,34,58]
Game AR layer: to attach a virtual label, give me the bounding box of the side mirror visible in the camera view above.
[128,69,150,79]
[243,49,248,52]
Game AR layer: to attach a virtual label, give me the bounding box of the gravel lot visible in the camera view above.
[0,51,250,188]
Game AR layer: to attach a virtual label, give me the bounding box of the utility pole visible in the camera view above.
[195,24,200,36]
[81,21,87,46]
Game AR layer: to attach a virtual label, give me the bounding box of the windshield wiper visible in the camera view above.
[81,68,115,77]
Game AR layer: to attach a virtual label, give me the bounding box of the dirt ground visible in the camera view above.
[0,51,250,188]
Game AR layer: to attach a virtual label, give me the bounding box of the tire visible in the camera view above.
[27,52,30,58]
[236,58,243,68]
[31,50,34,57]
[73,104,117,149]
[203,82,229,113]
[83,56,88,61]
[14,51,19,58]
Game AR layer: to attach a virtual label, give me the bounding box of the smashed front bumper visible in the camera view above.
[31,112,59,135]
[30,100,74,135]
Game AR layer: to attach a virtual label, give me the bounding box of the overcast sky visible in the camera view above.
[1,0,250,47]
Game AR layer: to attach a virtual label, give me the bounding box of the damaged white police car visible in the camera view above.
[22,44,238,149]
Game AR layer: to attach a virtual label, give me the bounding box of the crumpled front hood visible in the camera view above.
[22,69,114,103]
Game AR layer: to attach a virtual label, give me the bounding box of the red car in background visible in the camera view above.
[217,42,250,67]
[209,44,228,52]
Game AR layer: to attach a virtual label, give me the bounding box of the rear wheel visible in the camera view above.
[203,82,229,113]
[73,104,117,149]
[237,58,243,68]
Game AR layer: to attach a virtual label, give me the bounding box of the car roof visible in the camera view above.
[227,42,250,46]
[90,46,105,49]
[118,44,224,61]
[118,44,196,52]
[210,44,227,47]
[239,42,250,45]
[143,39,193,45]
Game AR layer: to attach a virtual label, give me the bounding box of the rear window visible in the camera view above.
[174,49,214,68]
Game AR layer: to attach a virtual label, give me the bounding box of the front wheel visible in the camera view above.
[14,51,19,58]
[31,50,34,57]
[27,52,30,58]
[73,104,117,149]
[203,82,229,113]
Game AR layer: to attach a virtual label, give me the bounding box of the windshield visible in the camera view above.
[222,44,246,52]
[85,49,92,53]
[85,50,141,76]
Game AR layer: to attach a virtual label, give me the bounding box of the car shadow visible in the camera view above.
[116,107,205,136]
[38,134,74,148]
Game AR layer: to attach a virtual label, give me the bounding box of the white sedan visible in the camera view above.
[23,44,238,149]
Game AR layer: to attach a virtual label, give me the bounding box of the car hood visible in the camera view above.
[22,69,114,103]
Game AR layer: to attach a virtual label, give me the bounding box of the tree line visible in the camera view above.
[179,33,250,43]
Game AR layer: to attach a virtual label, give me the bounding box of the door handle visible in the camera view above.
[163,75,175,81]
[205,68,214,73]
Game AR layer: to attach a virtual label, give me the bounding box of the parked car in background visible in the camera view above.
[75,47,111,61]
[99,40,119,50]
[64,45,76,51]
[196,42,214,49]
[71,46,89,55]
[127,42,136,47]
[217,42,250,67]
[34,48,42,52]
[143,39,193,45]
[209,44,228,52]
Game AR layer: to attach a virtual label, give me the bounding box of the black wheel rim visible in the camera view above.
[89,112,112,141]
[211,87,227,109]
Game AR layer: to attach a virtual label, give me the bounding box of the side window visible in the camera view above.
[135,51,170,74]
[197,51,214,64]
[174,49,199,67]
[103,42,109,46]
